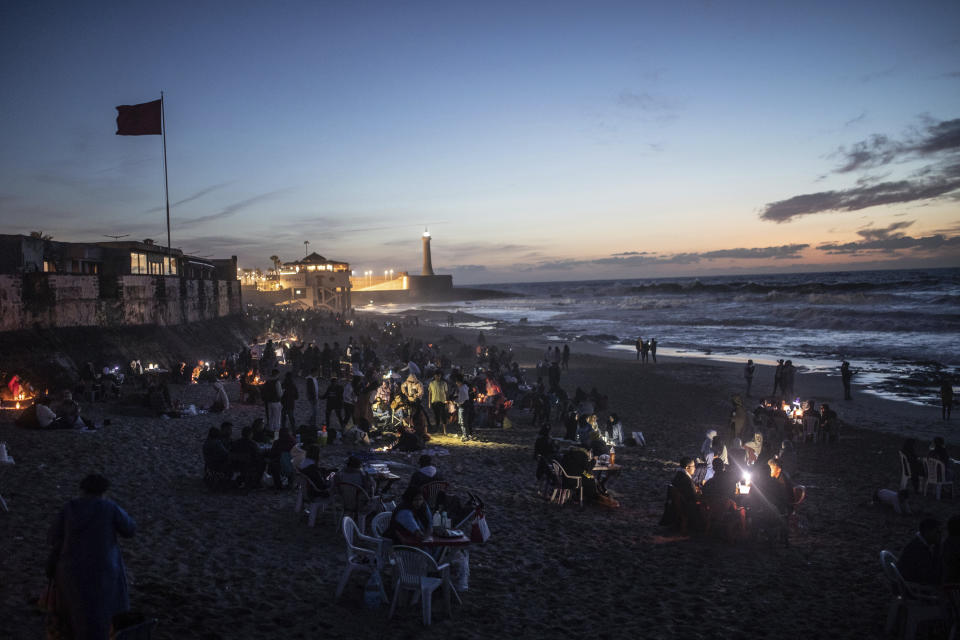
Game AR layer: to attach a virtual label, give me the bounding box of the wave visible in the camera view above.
[624,279,950,297]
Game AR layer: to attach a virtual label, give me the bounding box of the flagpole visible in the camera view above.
[160,91,171,268]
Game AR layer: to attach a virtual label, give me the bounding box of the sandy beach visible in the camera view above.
[0,316,955,639]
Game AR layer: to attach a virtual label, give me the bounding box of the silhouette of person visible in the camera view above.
[942,378,954,421]
[650,338,657,363]
[744,359,756,397]
[840,361,857,401]
[773,359,784,396]
[635,337,642,361]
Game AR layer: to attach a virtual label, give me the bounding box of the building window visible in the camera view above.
[43,260,56,273]
[163,256,177,275]
[148,260,162,275]
[294,288,306,298]
[130,252,147,274]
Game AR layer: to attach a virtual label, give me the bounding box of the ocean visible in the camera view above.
[375,268,960,407]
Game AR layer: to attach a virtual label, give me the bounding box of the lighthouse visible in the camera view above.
[421,229,435,276]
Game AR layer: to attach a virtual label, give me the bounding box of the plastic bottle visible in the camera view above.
[319,425,328,446]
[433,511,442,530]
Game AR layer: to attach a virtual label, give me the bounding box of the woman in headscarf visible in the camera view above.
[209,379,230,413]
[47,474,136,640]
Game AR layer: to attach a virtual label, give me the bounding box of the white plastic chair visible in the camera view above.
[388,545,453,626]
[335,481,375,533]
[879,549,947,639]
[334,516,389,602]
[370,511,393,538]
[550,461,582,507]
[899,451,913,491]
[922,458,955,500]
[294,470,336,528]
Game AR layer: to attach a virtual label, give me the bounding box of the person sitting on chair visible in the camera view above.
[230,426,264,489]
[409,454,443,492]
[299,445,333,499]
[899,518,942,585]
[701,458,745,540]
[202,426,230,475]
[660,457,703,531]
[335,455,374,495]
[386,485,433,543]
[266,427,297,490]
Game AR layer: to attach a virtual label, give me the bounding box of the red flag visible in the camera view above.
[115,99,162,135]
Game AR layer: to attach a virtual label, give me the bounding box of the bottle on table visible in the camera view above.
[319,425,328,446]
[609,446,615,465]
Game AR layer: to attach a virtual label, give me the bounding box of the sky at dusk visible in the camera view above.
[1,1,958,284]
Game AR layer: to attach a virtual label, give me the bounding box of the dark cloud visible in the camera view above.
[697,245,809,260]
[761,169,960,223]
[515,244,810,272]
[762,117,960,222]
[816,221,960,255]
[833,119,960,173]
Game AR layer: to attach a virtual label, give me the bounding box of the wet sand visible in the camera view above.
[0,319,954,639]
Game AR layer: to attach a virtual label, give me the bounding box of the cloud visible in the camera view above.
[762,117,960,222]
[143,182,232,214]
[696,244,809,260]
[761,166,960,222]
[816,221,960,255]
[178,189,290,228]
[833,118,960,173]
[447,265,487,272]
[514,243,811,272]
[617,91,676,113]
[843,112,867,128]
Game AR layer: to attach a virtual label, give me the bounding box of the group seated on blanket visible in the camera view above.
[202,422,270,490]
[16,393,94,430]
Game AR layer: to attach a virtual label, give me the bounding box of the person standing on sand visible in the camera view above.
[781,360,796,399]
[305,367,320,429]
[561,344,570,370]
[650,338,657,363]
[772,359,784,396]
[263,369,283,434]
[940,378,953,420]
[744,360,756,397]
[840,361,857,401]
[641,340,650,364]
[635,337,642,361]
[47,474,136,640]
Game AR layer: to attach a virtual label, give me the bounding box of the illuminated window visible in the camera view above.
[148,260,162,275]
[43,260,56,273]
[163,256,178,275]
[130,252,147,274]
